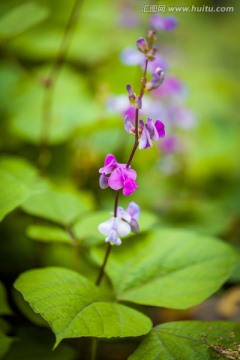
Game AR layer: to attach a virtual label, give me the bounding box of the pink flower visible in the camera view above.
[99,154,138,196]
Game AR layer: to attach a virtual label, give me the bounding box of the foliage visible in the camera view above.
[0,0,239,359]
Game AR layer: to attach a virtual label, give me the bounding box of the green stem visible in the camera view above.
[38,0,83,173]
[89,338,97,360]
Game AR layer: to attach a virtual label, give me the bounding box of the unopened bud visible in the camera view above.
[136,37,148,54]
[147,29,157,43]
[126,84,137,106]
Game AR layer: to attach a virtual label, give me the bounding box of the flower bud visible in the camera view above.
[126,84,137,106]
[144,67,164,91]
[147,29,157,43]
[146,47,157,61]
[136,37,148,54]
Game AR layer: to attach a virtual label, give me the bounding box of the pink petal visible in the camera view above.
[108,168,124,190]
[123,177,138,196]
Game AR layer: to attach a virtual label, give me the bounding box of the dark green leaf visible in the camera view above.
[128,321,240,360]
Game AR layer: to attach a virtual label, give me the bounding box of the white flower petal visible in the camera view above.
[116,218,131,236]
[98,218,115,236]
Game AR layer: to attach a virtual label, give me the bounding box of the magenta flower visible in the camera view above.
[99,154,138,196]
[150,15,178,31]
[125,116,165,150]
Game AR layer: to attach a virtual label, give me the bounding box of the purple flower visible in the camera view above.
[145,67,165,91]
[150,15,178,31]
[98,201,140,245]
[118,202,140,232]
[124,116,165,150]
[136,37,148,54]
[99,154,138,196]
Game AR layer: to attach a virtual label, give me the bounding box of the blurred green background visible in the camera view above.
[0,0,239,277]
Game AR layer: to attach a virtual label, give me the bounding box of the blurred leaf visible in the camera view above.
[9,68,100,144]
[0,157,39,221]
[0,282,12,315]
[0,332,14,360]
[13,289,48,327]
[0,2,49,39]
[14,267,152,347]
[26,225,71,244]
[4,326,76,360]
[92,229,237,309]
[21,182,93,226]
[128,321,240,360]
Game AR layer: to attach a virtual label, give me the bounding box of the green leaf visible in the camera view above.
[4,326,76,360]
[0,332,14,360]
[92,229,237,309]
[9,68,100,145]
[26,225,71,244]
[0,282,12,315]
[14,267,152,347]
[0,2,49,39]
[0,157,39,221]
[21,182,93,226]
[128,321,240,360]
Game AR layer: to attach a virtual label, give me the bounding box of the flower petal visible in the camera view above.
[155,120,165,138]
[124,114,132,132]
[108,168,124,190]
[99,173,109,189]
[116,218,131,236]
[98,218,115,236]
[106,229,122,246]
[130,218,140,232]
[127,202,140,219]
[139,127,152,149]
[123,177,138,196]
[117,207,132,223]
[145,117,159,141]
[99,154,118,174]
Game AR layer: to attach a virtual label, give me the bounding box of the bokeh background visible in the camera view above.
[0,0,240,358]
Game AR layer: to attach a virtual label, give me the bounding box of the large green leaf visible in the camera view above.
[0,157,39,221]
[14,267,152,347]
[128,321,240,360]
[92,229,237,309]
[0,2,49,39]
[21,182,93,226]
[0,282,12,315]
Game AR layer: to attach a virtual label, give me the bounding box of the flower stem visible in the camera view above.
[96,53,150,287]
[95,242,112,286]
[38,0,83,173]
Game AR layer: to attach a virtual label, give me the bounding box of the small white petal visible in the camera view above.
[116,218,131,236]
[98,218,115,236]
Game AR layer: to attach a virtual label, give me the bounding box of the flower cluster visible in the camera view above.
[98,27,167,246]
[124,116,165,149]
[99,154,138,196]
[98,202,140,246]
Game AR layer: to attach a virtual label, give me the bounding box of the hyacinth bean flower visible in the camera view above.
[125,116,165,149]
[99,154,138,196]
[150,15,178,31]
[145,67,165,91]
[98,202,140,245]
